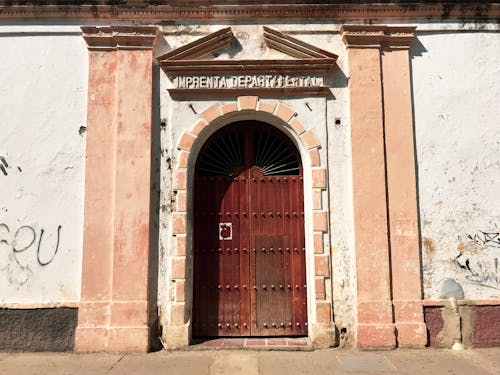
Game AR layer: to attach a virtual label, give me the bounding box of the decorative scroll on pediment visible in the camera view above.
[157,26,338,99]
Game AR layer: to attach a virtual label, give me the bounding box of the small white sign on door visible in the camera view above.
[219,222,232,240]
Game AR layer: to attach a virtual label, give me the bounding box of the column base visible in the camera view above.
[75,326,151,353]
[310,322,337,349]
[75,327,108,352]
[162,324,190,349]
[357,323,396,350]
[396,322,427,347]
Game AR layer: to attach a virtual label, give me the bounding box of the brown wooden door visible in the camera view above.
[192,121,307,337]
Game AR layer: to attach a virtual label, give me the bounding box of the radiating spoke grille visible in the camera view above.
[197,124,300,176]
[254,131,299,176]
[198,131,244,176]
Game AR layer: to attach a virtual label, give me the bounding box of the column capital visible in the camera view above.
[383,26,417,50]
[81,26,115,51]
[81,26,160,51]
[340,25,416,49]
[340,25,386,48]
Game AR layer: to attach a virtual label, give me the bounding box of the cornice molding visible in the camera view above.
[383,26,418,49]
[340,25,417,49]
[0,3,499,21]
[81,25,160,50]
[168,86,331,99]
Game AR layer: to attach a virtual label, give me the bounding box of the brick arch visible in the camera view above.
[177,96,321,167]
[165,96,333,349]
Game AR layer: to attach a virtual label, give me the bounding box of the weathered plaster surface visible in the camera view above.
[0,33,87,303]
[412,32,500,299]
[0,21,498,351]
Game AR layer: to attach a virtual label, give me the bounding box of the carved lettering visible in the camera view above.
[173,74,323,89]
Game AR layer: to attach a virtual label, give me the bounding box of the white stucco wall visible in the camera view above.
[0,20,497,326]
[0,28,87,304]
[412,31,500,299]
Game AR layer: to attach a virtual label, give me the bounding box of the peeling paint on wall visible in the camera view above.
[0,33,87,304]
[413,32,500,299]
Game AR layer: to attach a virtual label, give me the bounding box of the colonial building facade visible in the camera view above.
[0,1,499,352]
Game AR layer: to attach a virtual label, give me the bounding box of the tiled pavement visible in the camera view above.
[191,337,310,350]
[0,348,499,375]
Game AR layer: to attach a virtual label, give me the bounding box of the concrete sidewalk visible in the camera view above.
[0,348,499,375]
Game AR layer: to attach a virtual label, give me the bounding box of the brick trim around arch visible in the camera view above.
[165,96,333,349]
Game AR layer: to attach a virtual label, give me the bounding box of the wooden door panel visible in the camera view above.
[253,234,288,335]
[249,174,307,336]
[193,122,307,338]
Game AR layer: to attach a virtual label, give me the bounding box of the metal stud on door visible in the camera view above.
[193,121,307,337]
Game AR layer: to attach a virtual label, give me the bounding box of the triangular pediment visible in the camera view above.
[158,27,234,61]
[157,26,337,76]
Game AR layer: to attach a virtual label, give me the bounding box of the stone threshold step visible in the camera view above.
[189,337,312,351]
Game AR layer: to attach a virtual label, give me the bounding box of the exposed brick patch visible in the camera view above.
[176,190,187,212]
[301,130,320,150]
[424,306,444,347]
[177,150,189,168]
[258,101,276,114]
[314,232,323,254]
[289,118,306,135]
[312,189,322,210]
[315,278,326,299]
[314,254,330,277]
[172,213,187,234]
[173,169,187,190]
[312,168,327,189]
[472,305,500,347]
[176,236,186,256]
[220,103,238,115]
[191,119,208,136]
[275,103,296,123]
[313,211,328,232]
[178,132,196,151]
[309,148,320,167]
[175,279,186,302]
[200,104,221,123]
[238,96,258,110]
[316,302,331,323]
[171,258,186,279]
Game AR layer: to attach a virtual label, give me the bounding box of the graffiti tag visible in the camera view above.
[0,223,62,286]
[465,231,500,249]
[456,230,500,290]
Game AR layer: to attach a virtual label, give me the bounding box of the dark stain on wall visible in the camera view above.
[423,306,444,347]
[0,308,77,352]
[472,305,500,347]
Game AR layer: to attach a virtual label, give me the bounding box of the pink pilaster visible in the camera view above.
[382,27,427,348]
[76,26,160,353]
[341,25,396,349]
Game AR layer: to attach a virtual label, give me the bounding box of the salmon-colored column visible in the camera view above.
[340,25,395,349]
[382,27,427,347]
[108,26,159,352]
[75,27,117,352]
[76,26,160,353]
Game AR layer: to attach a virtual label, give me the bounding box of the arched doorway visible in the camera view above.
[192,120,307,337]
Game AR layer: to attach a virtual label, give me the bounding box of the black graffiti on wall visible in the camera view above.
[465,231,500,248]
[456,230,500,290]
[0,156,8,176]
[0,223,62,285]
[0,223,61,266]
